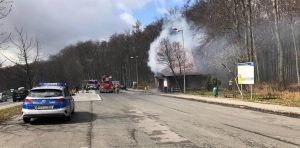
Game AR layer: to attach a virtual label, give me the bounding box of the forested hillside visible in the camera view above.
[0,0,299,90]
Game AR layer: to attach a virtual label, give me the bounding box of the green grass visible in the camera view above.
[0,105,22,122]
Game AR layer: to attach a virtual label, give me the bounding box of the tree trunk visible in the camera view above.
[291,23,300,84]
[233,0,241,41]
[241,0,250,61]
[247,0,254,62]
[272,0,285,89]
[169,66,183,92]
[253,35,261,83]
[24,52,32,89]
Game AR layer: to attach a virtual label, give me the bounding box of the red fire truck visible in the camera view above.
[99,75,114,93]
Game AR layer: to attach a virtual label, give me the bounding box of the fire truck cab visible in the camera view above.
[99,75,114,93]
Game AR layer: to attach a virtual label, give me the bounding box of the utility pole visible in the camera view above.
[131,56,139,88]
[172,27,186,93]
[122,65,127,87]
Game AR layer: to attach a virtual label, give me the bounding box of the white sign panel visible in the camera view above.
[163,78,168,87]
[238,62,254,84]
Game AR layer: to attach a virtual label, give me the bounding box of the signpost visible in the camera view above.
[238,62,255,99]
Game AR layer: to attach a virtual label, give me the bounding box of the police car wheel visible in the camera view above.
[23,118,30,123]
[66,112,72,121]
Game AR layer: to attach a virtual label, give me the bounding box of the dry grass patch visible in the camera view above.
[185,84,300,107]
[0,105,22,122]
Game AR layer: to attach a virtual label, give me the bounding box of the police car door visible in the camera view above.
[64,89,74,111]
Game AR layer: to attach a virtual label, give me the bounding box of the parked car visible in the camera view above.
[12,88,29,102]
[86,80,98,90]
[120,84,127,90]
[22,83,75,123]
[0,92,8,102]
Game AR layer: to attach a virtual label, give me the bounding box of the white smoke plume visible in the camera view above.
[147,14,206,74]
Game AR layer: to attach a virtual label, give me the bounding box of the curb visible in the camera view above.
[160,94,300,119]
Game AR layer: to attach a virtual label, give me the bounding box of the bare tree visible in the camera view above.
[2,28,40,88]
[208,39,244,95]
[173,42,185,76]
[156,38,188,92]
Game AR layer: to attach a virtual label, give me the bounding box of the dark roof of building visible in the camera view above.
[156,66,207,77]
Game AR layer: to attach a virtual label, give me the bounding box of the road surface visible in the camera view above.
[0,91,300,148]
[0,98,17,107]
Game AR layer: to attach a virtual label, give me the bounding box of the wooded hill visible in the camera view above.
[0,0,299,90]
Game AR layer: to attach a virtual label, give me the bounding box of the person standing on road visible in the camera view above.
[228,79,233,90]
[81,84,85,93]
[115,84,120,94]
[75,85,79,93]
[85,84,89,93]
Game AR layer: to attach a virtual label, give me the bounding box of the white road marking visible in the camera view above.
[129,109,188,144]
[74,91,102,102]
[97,94,102,101]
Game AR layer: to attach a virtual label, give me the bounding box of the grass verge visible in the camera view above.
[0,105,22,123]
[186,89,300,107]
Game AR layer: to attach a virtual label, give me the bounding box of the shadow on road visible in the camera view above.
[29,111,97,125]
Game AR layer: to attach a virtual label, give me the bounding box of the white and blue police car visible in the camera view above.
[22,83,75,123]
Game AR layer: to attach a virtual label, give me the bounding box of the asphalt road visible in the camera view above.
[0,91,300,148]
[0,98,15,106]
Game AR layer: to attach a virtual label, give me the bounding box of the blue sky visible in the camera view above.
[0,0,187,66]
[131,0,186,26]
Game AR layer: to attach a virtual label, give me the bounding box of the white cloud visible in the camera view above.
[0,0,185,67]
[156,7,169,14]
[154,0,185,14]
[120,12,136,25]
[0,0,138,66]
[0,49,18,65]
[116,0,152,9]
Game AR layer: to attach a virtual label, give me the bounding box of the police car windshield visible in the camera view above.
[28,89,63,98]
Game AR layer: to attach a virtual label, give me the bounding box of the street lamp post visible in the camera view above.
[172,27,186,93]
[122,65,127,87]
[130,56,139,88]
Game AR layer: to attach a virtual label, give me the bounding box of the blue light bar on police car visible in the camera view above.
[37,83,67,87]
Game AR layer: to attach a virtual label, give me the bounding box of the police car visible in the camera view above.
[22,83,75,123]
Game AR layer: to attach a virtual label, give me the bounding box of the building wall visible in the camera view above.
[186,75,208,90]
[158,75,209,91]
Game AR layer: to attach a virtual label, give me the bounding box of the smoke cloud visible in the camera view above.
[147,14,206,74]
